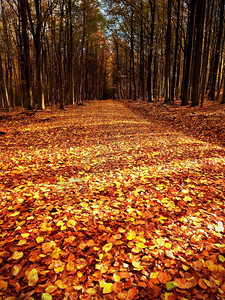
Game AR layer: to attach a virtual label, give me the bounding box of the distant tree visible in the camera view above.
[164,0,172,103]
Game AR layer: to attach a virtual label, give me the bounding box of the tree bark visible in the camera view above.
[209,0,224,101]
[140,0,145,101]
[147,0,155,103]
[164,0,172,103]
[181,0,196,105]
[191,0,205,106]
[171,0,180,104]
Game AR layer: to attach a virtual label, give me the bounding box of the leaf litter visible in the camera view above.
[0,100,225,299]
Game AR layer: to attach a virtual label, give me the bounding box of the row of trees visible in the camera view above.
[107,0,225,106]
[0,0,109,111]
[0,0,225,111]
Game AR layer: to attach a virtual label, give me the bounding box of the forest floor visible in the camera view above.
[0,100,225,300]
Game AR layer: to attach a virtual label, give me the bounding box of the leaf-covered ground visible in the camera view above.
[124,99,225,148]
[0,100,225,300]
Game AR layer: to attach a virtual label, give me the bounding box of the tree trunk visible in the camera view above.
[181,0,196,105]
[191,0,205,106]
[140,0,145,101]
[147,0,155,102]
[0,52,10,111]
[209,0,224,101]
[171,0,180,104]
[130,9,136,100]
[19,0,33,109]
[200,0,214,106]
[164,0,172,103]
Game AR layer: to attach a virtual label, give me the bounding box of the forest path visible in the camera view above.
[0,100,225,299]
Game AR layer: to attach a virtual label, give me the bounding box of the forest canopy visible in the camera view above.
[0,0,225,111]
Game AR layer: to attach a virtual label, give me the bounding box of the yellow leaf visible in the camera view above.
[102,243,113,253]
[55,280,67,289]
[67,219,76,228]
[132,261,143,270]
[17,240,27,246]
[77,271,83,278]
[127,230,136,240]
[184,196,192,202]
[219,255,225,263]
[28,268,39,286]
[21,233,30,238]
[11,251,23,260]
[51,247,61,259]
[113,274,120,282]
[12,265,20,276]
[54,264,65,273]
[34,193,40,199]
[135,242,147,249]
[56,220,64,226]
[0,280,8,290]
[45,285,57,293]
[10,211,20,217]
[100,280,106,288]
[155,237,165,247]
[73,285,83,290]
[203,279,212,287]
[165,242,172,249]
[103,283,113,294]
[66,261,75,271]
[86,288,96,295]
[150,272,159,279]
[164,292,174,300]
[36,237,44,244]
[41,293,52,300]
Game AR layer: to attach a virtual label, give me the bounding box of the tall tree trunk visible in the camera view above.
[147,0,155,102]
[130,9,136,100]
[181,0,196,105]
[200,0,214,106]
[164,0,172,103]
[19,0,33,109]
[140,0,145,101]
[221,73,225,104]
[68,0,74,104]
[191,0,205,106]
[209,0,224,101]
[171,0,180,104]
[0,52,10,111]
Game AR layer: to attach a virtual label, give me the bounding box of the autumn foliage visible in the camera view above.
[0,100,225,299]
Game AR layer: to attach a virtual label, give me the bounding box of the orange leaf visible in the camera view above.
[127,287,138,299]
[0,280,8,290]
[42,242,53,254]
[198,278,207,289]
[158,272,172,284]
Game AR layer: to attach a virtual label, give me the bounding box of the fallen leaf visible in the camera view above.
[27,268,39,286]
[102,242,113,253]
[0,280,8,290]
[103,283,113,294]
[41,293,52,300]
[11,251,23,260]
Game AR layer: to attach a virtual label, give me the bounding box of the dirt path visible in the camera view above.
[0,100,225,299]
